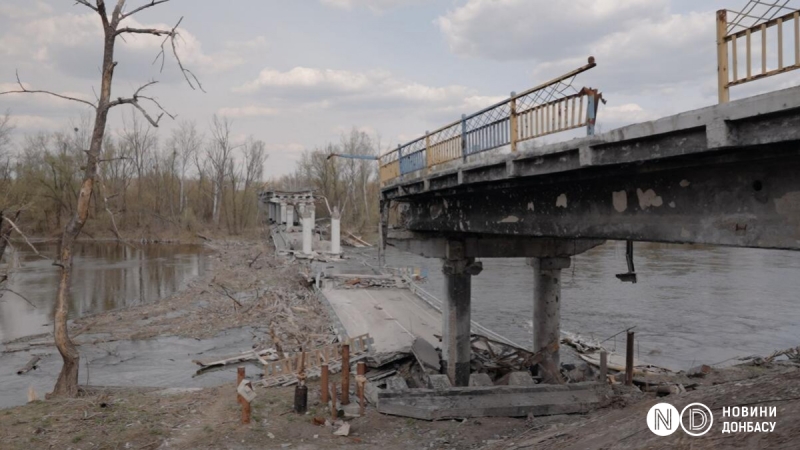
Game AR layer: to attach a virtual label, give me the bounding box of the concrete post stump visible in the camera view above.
[528,257,570,383]
[441,241,483,387]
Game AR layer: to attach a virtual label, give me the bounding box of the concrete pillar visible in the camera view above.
[286,205,294,228]
[280,203,287,225]
[330,207,341,255]
[528,257,570,383]
[302,211,313,255]
[441,241,482,387]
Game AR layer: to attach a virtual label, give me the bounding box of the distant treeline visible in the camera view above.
[0,112,266,238]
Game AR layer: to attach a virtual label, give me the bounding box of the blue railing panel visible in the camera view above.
[400,150,426,174]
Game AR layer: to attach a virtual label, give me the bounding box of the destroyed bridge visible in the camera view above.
[377,8,800,387]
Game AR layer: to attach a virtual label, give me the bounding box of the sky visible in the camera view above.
[1,0,799,178]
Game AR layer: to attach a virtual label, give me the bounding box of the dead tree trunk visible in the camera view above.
[0,0,201,398]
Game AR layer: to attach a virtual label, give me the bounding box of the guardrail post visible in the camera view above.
[586,90,597,136]
[425,130,431,168]
[717,9,730,103]
[461,114,467,161]
[509,92,518,152]
[397,144,403,175]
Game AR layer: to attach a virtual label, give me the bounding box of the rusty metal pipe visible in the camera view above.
[341,344,350,405]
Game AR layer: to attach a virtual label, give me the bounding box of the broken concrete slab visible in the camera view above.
[426,374,452,390]
[385,375,409,391]
[508,372,537,386]
[377,383,602,421]
[365,382,380,405]
[412,337,441,374]
[469,373,493,387]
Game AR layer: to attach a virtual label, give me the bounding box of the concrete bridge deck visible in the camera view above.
[382,85,800,251]
[378,86,800,388]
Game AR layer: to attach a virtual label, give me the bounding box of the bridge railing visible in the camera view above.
[379,59,602,186]
[718,4,800,103]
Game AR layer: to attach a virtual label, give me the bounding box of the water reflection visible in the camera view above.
[381,241,800,371]
[0,242,210,342]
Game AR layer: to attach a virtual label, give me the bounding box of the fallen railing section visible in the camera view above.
[717,3,800,102]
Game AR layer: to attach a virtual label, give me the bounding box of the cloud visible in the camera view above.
[233,66,498,113]
[0,1,53,20]
[436,0,666,61]
[320,0,423,12]
[7,114,62,130]
[217,105,279,118]
[0,11,252,84]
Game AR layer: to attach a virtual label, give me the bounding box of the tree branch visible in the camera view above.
[157,17,206,92]
[0,71,97,110]
[107,81,170,127]
[74,0,99,12]
[116,17,205,93]
[2,217,47,261]
[120,0,171,20]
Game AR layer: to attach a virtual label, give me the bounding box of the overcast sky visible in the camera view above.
[2,0,799,178]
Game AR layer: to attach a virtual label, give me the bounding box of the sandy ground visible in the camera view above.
[2,232,800,449]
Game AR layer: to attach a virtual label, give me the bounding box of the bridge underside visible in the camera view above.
[392,144,800,251]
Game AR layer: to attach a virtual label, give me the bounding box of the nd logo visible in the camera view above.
[647,402,713,436]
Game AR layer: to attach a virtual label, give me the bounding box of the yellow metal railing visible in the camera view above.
[379,59,602,186]
[718,6,800,103]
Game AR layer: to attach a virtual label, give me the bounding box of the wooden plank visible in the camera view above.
[732,35,739,81]
[796,12,800,65]
[747,29,753,79]
[778,18,784,70]
[17,356,41,375]
[717,10,730,103]
[762,23,768,75]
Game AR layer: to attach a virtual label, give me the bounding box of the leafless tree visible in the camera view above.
[0,0,200,397]
[207,115,235,228]
[120,113,158,226]
[167,120,202,214]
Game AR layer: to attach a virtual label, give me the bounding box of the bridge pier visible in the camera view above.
[441,241,483,387]
[330,207,341,256]
[528,257,570,383]
[301,210,313,255]
[286,205,295,228]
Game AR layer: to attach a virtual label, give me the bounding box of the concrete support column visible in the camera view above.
[528,256,570,383]
[441,241,482,387]
[286,205,294,228]
[301,210,313,255]
[330,207,341,255]
[280,203,287,225]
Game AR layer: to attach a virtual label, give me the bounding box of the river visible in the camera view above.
[377,241,800,371]
[1,240,798,408]
[0,242,210,343]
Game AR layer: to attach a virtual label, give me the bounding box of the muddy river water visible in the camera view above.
[380,241,800,371]
[1,240,799,409]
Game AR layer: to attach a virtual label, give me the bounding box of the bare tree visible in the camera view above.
[0,0,199,397]
[207,115,235,228]
[168,120,202,214]
[119,113,158,226]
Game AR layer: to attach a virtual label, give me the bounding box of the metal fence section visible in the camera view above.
[378,58,601,186]
[718,3,800,103]
[398,138,427,175]
[427,122,462,166]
